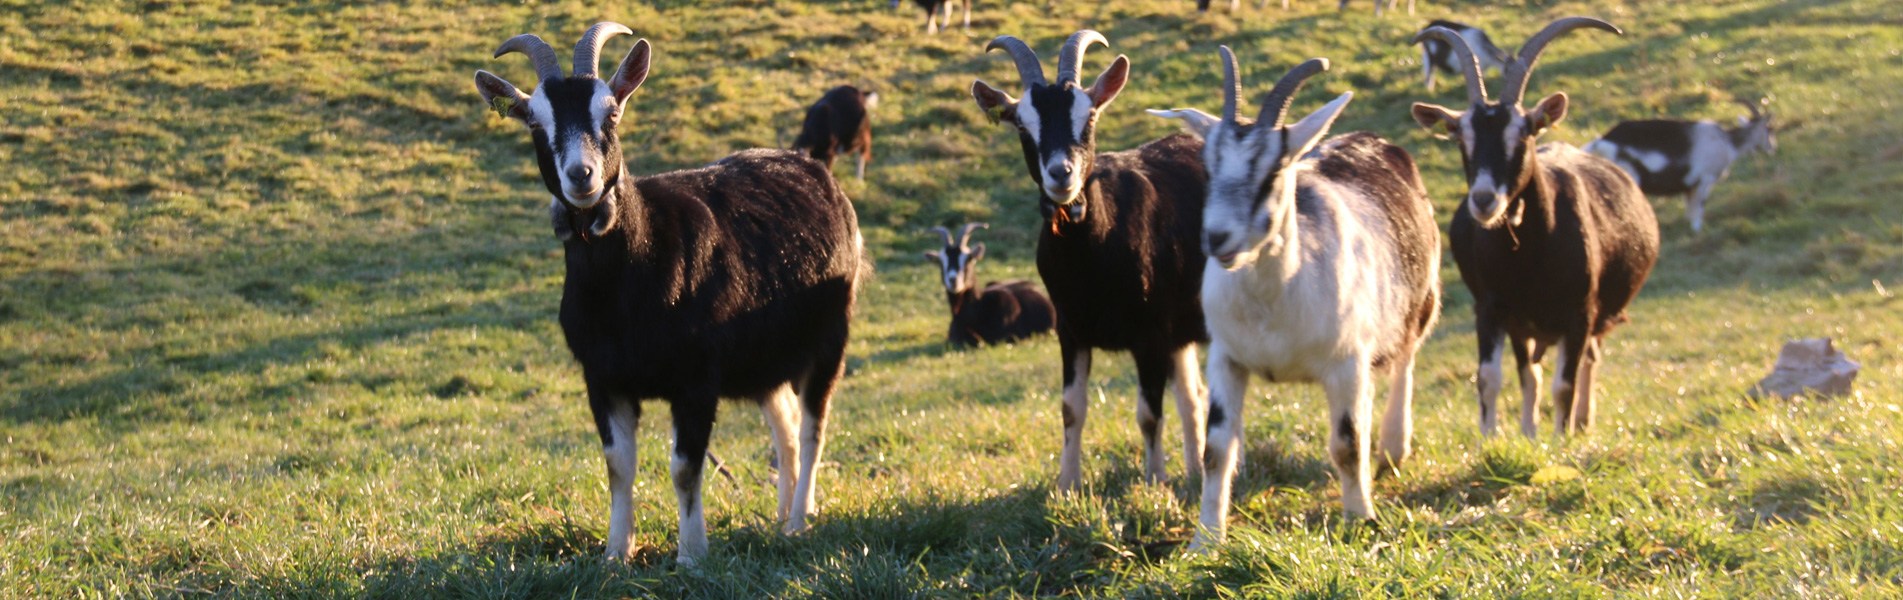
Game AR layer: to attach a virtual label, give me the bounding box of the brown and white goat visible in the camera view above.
[1410,17,1659,438]
[970,30,1210,490]
[924,223,1056,346]
[1152,49,1440,544]
[1584,98,1777,232]
[791,85,879,181]
[475,24,861,565]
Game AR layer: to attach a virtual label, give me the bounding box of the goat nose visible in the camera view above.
[568,164,595,183]
[1205,231,1231,253]
[1047,162,1074,180]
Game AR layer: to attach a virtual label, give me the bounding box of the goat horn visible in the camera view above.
[1255,58,1330,129]
[1218,46,1242,124]
[930,226,955,248]
[985,36,1048,88]
[1735,97,1764,121]
[958,222,988,249]
[1501,17,1621,106]
[494,34,565,83]
[573,22,634,79]
[1411,26,1488,106]
[1056,30,1108,85]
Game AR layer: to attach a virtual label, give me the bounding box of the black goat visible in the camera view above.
[971,30,1210,489]
[924,223,1055,346]
[1415,20,1510,93]
[474,23,862,565]
[913,0,970,34]
[1410,17,1659,438]
[1584,98,1776,232]
[791,85,879,181]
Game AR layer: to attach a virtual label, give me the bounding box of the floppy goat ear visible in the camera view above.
[609,39,652,105]
[970,80,1020,126]
[968,243,986,264]
[1410,102,1462,138]
[1146,108,1221,138]
[476,71,533,123]
[1527,92,1569,137]
[923,250,943,263]
[1283,92,1353,161]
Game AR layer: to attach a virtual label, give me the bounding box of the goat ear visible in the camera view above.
[1146,108,1221,138]
[476,70,532,123]
[1087,55,1131,109]
[1528,92,1568,136]
[923,250,942,263]
[1284,92,1352,161]
[968,243,986,263]
[971,80,1018,126]
[1410,102,1460,138]
[608,39,652,105]
[862,92,879,110]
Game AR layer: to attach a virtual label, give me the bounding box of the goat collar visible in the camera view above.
[550,177,622,243]
[1041,195,1086,236]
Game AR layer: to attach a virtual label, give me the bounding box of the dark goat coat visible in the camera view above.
[1037,133,1210,357]
[1451,143,1657,352]
[558,149,860,421]
[791,86,874,172]
[945,280,1055,347]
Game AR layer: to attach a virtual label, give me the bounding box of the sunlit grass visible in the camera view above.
[2,0,1900,596]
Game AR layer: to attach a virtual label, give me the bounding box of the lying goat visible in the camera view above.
[924,223,1055,346]
[791,85,879,181]
[1151,49,1439,544]
[1584,98,1776,232]
[1410,17,1659,438]
[475,23,862,565]
[971,30,1211,489]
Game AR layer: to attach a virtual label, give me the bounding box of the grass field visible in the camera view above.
[3,0,1901,596]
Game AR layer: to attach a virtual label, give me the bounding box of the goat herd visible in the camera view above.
[473,12,1779,565]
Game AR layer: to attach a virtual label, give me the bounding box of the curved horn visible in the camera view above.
[1056,30,1108,85]
[929,226,955,248]
[1735,97,1764,121]
[1411,27,1488,105]
[494,34,564,82]
[1255,58,1330,129]
[573,22,634,79]
[985,36,1048,88]
[1501,17,1622,105]
[1218,46,1242,124]
[958,223,988,249]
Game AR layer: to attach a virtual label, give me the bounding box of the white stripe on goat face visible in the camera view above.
[550,81,616,208]
[1201,123,1288,267]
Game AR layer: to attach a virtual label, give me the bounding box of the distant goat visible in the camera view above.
[1151,49,1440,544]
[914,0,970,34]
[1415,20,1510,93]
[791,85,879,181]
[971,30,1211,489]
[924,223,1055,346]
[475,23,862,565]
[1410,17,1659,438]
[1584,98,1776,232]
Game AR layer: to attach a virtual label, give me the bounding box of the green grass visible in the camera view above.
[3,0,1901,596]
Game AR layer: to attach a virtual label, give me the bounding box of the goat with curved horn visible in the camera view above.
[1056,30,1108,85]
[984,36,1048,88]
[573,22,634,79]
[1159,49,1443,550]
[494,34,565,82]
[958,222,988,248]
[1500,17,1621,105]
[1409,16,1659,445]
[1411,26,1489,105]
[929,225,955,248]
[1218,46,1242,124]
[1255,58,1330,128]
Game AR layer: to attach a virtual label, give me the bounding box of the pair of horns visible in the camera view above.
[493,22,634,82]
[1412,17,1622,107]
[930,223,987,249]
[1216,46,1330,129]
[984,30,1108,88]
